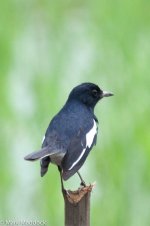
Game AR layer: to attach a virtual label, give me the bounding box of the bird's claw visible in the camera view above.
[80,181,86,187]
[62,188,67,195]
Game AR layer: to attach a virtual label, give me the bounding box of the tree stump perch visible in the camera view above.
[63,184,95,226]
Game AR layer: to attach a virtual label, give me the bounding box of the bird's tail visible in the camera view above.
[24,147,50,161]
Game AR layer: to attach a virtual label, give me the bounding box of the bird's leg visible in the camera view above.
[58,166,66,194]
[77,171,86,187]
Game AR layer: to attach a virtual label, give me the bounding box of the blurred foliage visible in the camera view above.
[0,0,150,225]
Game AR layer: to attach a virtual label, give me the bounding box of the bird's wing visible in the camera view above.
[24,131,66,161]
[24,145,64,161]
[62,120,98,180]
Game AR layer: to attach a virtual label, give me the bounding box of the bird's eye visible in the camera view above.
[92,89,98,97]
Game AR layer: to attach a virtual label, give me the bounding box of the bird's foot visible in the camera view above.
[62,189,73,201]
[61,187,67,195]
[80,180,86,187]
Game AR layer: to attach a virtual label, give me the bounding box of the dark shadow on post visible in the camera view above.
[63,184,95,226]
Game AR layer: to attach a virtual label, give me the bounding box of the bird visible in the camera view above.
[24,82,113,190]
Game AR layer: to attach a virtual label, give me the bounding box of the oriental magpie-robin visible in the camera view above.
[24,83,113,189]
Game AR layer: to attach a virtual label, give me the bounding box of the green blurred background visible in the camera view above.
[0,0,150,225]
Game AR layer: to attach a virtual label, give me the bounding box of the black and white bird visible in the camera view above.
[24,83,113,189]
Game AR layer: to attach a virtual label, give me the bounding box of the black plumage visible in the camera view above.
[24,82,113,187]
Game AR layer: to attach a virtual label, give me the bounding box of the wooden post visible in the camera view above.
[63,184,95,226]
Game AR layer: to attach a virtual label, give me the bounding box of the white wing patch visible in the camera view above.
[86,120,97,149]
[42,135,45,144]
[68,148,86,170]
[68,120,97,170]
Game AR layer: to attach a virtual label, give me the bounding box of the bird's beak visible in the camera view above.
[102,90,114,97]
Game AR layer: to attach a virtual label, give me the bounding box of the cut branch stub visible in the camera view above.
[63,183,95,226]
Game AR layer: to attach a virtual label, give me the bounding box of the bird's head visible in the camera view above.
[68,83,113,108]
